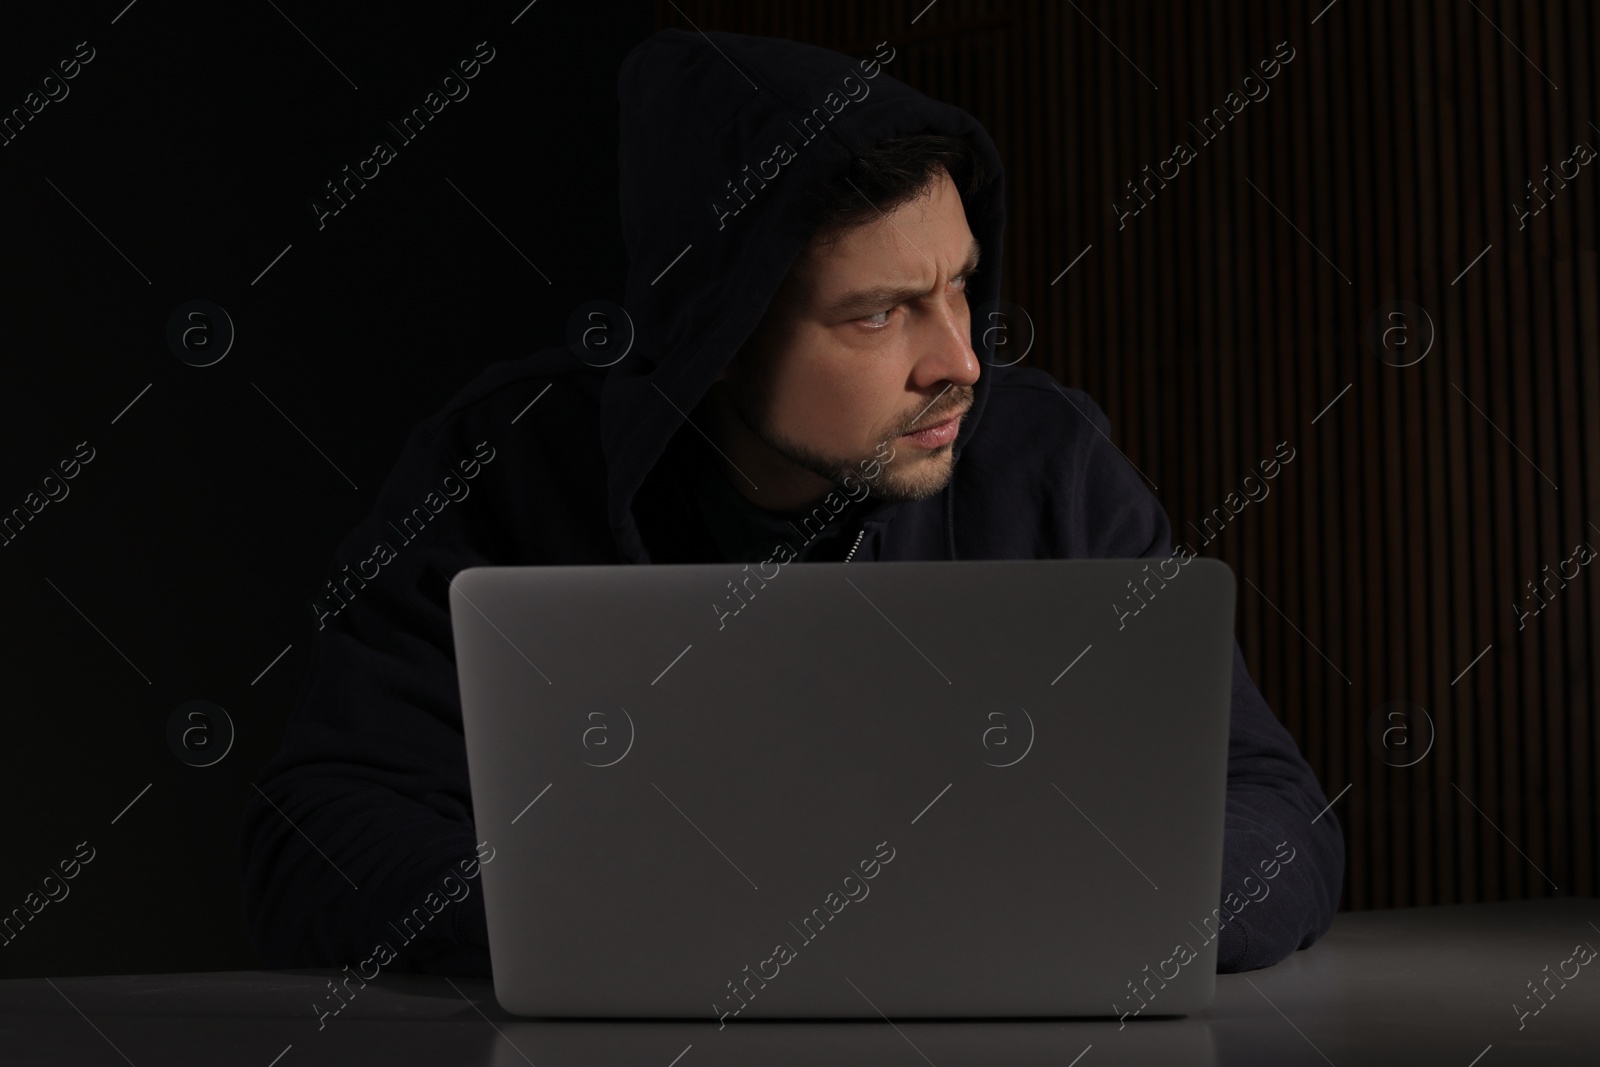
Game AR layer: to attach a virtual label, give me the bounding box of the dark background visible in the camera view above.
[1,0,1593,979]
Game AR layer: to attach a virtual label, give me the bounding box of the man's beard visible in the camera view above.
[719,370,972,504]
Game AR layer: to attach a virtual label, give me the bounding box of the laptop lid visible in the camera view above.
[449,558,1236,1019]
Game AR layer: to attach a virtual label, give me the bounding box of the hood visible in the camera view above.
[605,28,1007,562]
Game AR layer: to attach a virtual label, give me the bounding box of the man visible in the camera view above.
[239,28,1342,980]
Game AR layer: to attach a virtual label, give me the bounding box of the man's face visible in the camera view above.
[712,169,981,508]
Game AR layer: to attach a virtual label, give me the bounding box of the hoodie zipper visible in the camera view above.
[842,527,866,564]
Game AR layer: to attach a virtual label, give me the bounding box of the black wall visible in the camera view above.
[0,0,653,979]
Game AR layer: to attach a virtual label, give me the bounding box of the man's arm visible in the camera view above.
[1070,386,1345,972]
[237,413,504,977]
[1208,640,1345,971]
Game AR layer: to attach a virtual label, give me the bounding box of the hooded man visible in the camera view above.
[240,28,1343,980]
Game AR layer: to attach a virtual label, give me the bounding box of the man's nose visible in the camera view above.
[912,300,980,390]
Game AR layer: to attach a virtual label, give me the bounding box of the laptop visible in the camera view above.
[448,558,1237,1020]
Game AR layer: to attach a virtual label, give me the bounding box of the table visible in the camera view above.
[2,899,1595,1065]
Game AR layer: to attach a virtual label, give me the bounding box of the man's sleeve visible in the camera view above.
[237,411,505,978]
[1070,386,1346,972]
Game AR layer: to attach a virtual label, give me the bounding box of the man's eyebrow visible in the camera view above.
[821,237,982,318]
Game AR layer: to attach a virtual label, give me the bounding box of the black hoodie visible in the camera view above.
[239,28,1343,981]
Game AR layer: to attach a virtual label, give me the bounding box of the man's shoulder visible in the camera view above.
[970,364,1112,457]
[961,366,1166,559]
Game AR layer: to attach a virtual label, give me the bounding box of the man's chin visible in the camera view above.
[865,448,956,503]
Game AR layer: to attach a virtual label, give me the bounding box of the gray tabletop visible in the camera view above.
[2,899,1596,1066]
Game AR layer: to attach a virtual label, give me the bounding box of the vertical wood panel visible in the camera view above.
[657,0,1598,912]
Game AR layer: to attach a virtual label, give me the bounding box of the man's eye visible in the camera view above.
[861,309,892,328]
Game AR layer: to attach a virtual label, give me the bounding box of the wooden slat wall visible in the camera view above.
[657,0,1599,910]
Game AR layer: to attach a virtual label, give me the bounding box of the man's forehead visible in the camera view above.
[793,179,976,300]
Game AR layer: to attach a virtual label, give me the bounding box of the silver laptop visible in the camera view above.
[448,558,1236,1020]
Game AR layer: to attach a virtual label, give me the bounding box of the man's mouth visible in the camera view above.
[900,405,968,447]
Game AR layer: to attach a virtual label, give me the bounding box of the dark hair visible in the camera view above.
[807,131,987,251]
